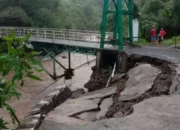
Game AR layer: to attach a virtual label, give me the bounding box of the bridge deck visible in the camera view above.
[0,26,115,51]
[0,26,180,63]
[29,37,112,49]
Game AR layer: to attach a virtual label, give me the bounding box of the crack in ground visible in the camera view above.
[70,94,115,120]
[70,108,100,118]
[67,54,178,121]
[106,61,176,118]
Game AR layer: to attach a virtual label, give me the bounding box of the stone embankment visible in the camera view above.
[15,86,72,130]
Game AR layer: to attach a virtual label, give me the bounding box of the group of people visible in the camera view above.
[149,27,166,44]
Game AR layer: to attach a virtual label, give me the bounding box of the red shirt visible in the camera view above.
[150,29,156,36]
[159,30,166,37]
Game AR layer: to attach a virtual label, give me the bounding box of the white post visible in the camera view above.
[133,19,139,42]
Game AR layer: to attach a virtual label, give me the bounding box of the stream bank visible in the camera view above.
[38,53,180,130]
[75,53,176,120]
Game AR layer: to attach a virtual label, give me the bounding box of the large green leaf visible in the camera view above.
[27,74,42,81]
[0,118,8,129]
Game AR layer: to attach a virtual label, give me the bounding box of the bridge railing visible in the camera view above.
[0,27,113,43]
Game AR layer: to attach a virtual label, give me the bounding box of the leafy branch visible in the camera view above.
[0,32,43,129]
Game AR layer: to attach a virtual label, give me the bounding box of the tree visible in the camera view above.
[0,0,103,30]
[133,3,140,19]
[172,0,180,27]
[136,0,180,38]
[0,33,43,129]
[0,7,31,26]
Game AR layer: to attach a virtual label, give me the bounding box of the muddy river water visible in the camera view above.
[0,53,95,129]
[2,51,180,130]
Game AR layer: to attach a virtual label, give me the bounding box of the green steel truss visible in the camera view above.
[100,0,133,50]
[32,42,97,56]
[31,42,96,80]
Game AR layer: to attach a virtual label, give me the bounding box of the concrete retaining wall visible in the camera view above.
[15,85,72,130]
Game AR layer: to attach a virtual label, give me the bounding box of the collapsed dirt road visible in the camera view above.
[40,53,180,130]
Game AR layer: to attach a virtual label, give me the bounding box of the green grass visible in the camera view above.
[134,38,148,45]
[163,36,180,46]
[162,39,175,45]
[134,36,180,46]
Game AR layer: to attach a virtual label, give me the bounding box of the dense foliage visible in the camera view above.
[0,0,103,30]
[135,0,180,38]
[0,0,179,38]
[0,33,42,129]
[0,0,139,31]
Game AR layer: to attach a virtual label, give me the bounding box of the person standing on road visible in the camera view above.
[158,28,166,44]
[149,27,157,43]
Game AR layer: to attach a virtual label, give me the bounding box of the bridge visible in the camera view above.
[0,0,135,55]
[0,26,180,63]
[3,1,180,129]
[1,26,180,74]
[0,26,116,55]
[0,26,123,79]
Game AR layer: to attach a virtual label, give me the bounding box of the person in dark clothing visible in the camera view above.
[158,28,166,44]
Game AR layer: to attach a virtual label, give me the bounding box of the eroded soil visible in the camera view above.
[78,54,177,120]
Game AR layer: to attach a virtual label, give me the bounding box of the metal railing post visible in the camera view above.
[77,32,81,41]
[36,29,38,41]
[44,30,46,38]
[0,29,1,37]
[53,30,55,39]
[19,28,21,37]
[90,32,92,42]
[63,30,65,40]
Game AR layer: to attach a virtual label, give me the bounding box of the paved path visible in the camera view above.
[128,46,180,63]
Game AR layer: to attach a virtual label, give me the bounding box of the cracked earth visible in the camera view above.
[39,54,180,130]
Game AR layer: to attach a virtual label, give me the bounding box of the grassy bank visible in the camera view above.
[134,36,180,46]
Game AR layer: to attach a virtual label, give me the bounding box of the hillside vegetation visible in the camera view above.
[135,0,180,38]
[0,0,179,37]
[0,0,102,30]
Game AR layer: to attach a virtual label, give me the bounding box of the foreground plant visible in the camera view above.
[0,32,43,129]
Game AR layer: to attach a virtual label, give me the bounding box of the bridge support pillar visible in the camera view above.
[65,52,74,80]
[68,52,71,69]
[116,51,128,73]
[96,51,102,69]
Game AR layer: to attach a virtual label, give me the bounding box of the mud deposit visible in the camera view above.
[83,54,177,120]
[84,66,111,92]
[71,89,85,99]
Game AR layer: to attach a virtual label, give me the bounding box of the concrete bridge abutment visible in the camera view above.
[96,50,128,73]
